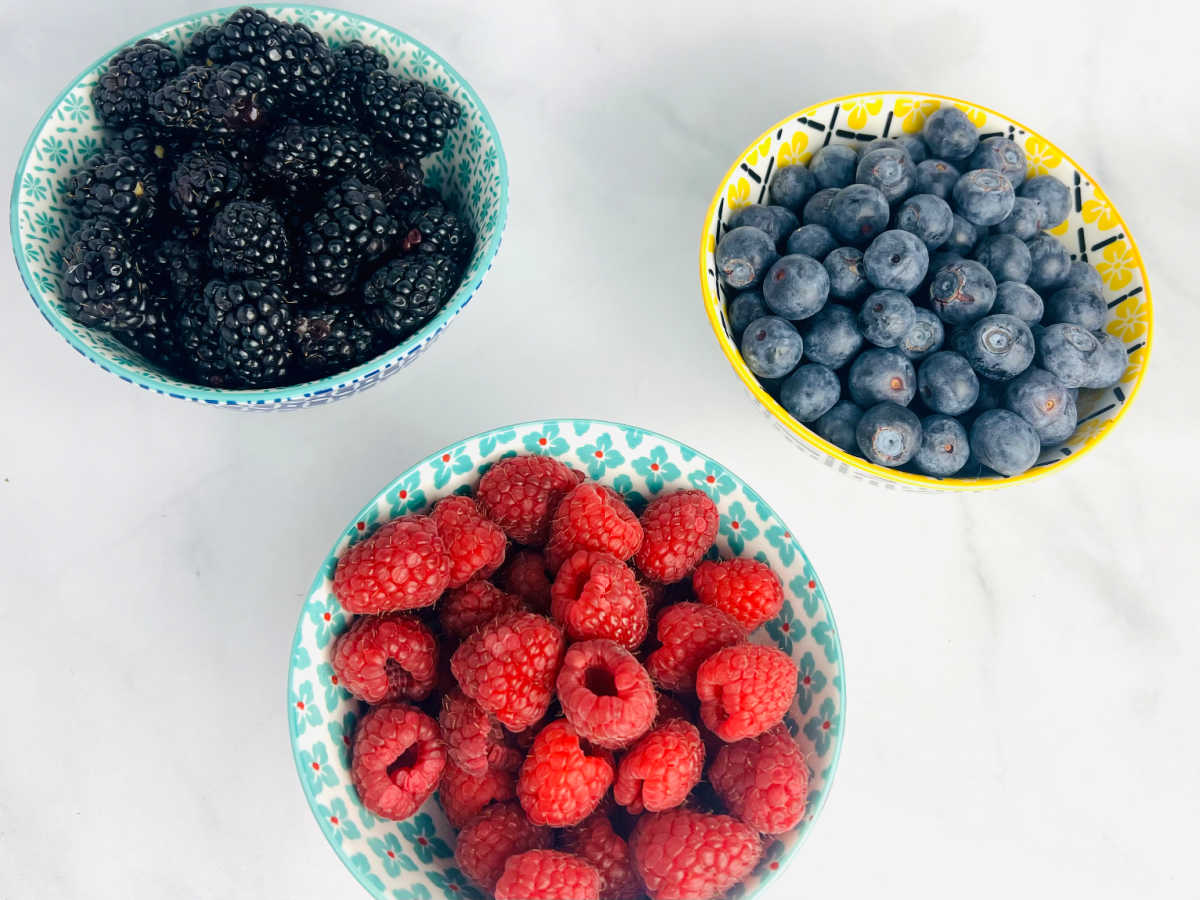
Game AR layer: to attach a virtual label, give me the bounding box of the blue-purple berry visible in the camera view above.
[952,168,1016,227]
[961,313,1035,381]
[992,196,1043,240]
[856,147,916,204]
[716,225,778,289]
[929,259,997,325]
[967,137,1027,188]
[917,350,980,415]
[829,183,890,245]
[801,303,864,368]
[1035,324,1125,389]
[863,229,929,294]
[922,107,979,162]
[943,213,979,255]
[803,188,841,229]
[914,159,960,200]
[848,348,916,406]
[992,282,1044,324]
[729,205,798,246]
[780,363,841,422]
[762,254,830,320]
[769,165,817,213]
[1018,175,1071,229]
[859,290,917,348]
[972,234,1032,284]
[1025,233,1071,291]
[813,400,863,452]
[894,193,954,250]
[740,315,803,379]
[809,145,857,189]
[786,224,836,260]
[1064,259,1105,296]
[1045,286,1106,330]
[970,409,1040,476]
[728,290,767,337]
[898,307,945,362]
[824,246,870,302]
[856,402,922,467]
[913,415,970,476]
[1005,367,1077,444]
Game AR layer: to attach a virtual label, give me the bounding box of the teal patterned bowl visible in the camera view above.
[288,419,846,899]
[10,5,508,409]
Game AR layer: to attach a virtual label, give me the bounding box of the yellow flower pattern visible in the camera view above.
[1072,417,1113,446]
[953,102,987,127]
[1024,136,1063,178]
[1081,184,1118,231]
[1106,296,1148,341]
[1095,239,1139,291]
[843,97,882,130]
[1047,217,1070,236]
[777,131,811,168]
[744,136,773,168]
[893,97,940,134]
[726,177,751,212]
[1121,345,1147,385]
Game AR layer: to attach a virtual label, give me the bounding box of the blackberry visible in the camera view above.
[184,24,223,66]
[61,220,147,330]
[359,69,461,157]
[402,202,473,265]
[260,124,382,191]
[193,130,267,177]
[117,299,187,373]
[150,65,219,130]
[204,61,276,129]
[296,177,398,295]
[374,154,425,210]
[92,39,182,128]
[66,150,159,229]
[290,303,378,376]
[168,149,246,221]
[147,235,209,300]
[312,40,389,124]
[177,291,230,386]
[362,253,457,337]
[207,279,293,385]
[209,200,290,281]
[206,7,334,108]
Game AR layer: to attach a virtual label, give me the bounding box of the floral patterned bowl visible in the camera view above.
[10,5,508,410]
[700,91,1153,491]
[288,419,845,899]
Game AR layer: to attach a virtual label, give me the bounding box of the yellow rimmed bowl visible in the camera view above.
[700,91,1152,491]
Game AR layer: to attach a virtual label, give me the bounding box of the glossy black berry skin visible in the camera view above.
[207,279,294,386]
[362,254,457,337]
[168,149,246,221]
[360,70,462,156]
[296,178,398,296]
[61,220,146,330]
[261,124,383,192]
[290,304,379,376]
[209,200,290,281]
[67,151,159,229]
[92,39,182,128]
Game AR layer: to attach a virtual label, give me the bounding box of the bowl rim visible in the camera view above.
[9,3,510,407]
[286,416,847,899]
[699,89,1154,491]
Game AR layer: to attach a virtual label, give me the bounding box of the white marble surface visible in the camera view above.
[2,0,1198,897]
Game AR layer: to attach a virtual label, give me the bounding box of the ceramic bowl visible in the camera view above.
[700,91,1152,491]
[10,5,508,409]
[288,418,845,899]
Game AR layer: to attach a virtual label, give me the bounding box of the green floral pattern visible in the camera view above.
[289,420,844,899]
[11,6,508,410]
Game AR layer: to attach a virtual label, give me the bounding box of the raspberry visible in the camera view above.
[709,726,810,834]
[496,549,553,612]
[439,581,524,639]
[455,801,552,892]
[430,495,507,588]
[560,815,642,900]
[691,558,784,631]
[438,758,515,828]
[612,719,704,815]
[494,850,602,900]
[546,483,643,572]
[330,613,438,704]
[652,692,692,727]
[451,612,565,731]
[517,719,614,827]
[551,551,648,650]
[350,703,445,821]
[438,688,506,777]
[477,455,584,546]
[557,639,656,750]
[633,491,720,584]
[629,809,762,900]
[644,603,746,693]
[695,644,798,742]
[333,515,451,614]
[640,580,667,617]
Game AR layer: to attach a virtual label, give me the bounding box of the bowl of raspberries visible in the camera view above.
[11,6,507,408]
[700,92,1152,490]
[288,419,844,900]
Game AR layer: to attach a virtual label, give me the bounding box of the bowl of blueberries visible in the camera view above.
[11,6,508,409]
[700,92,1152,489]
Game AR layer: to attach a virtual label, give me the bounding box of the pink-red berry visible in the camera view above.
[494,850,602,900]
[546,483,643,572]
[613,718,704,814]
[557,639,656,750]
[455,801,552,892]
[350,703,445,821]
[709,726,810,834]
[438,758,516,828]
[551,551,648,650]
[517,719,614,827]
[633,491,719,584]
[560,815,643,900]
[629,809,762,900]
[333,515,451,614]
[695,643,798,742]
[477,455,584,546]
[644,602,745,692]
[691,557,784,631]
[330,613,438,704]
[495,549,553,612]
[439,580,524,639]
[438,688,506,777]
[430,495,507,588]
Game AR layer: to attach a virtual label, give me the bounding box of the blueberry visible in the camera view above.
[716,226,778,289]
[894,193,954,250]
[972,234,1032,284]
[992,282,1044,324]
[928,250,964,275]
[740,316,803,378]
[848,348,916,406]
[922,107,979,162]
[769,164,818,212]
[786,224,837,260]
[809,145,858,189]
[967,137,1027,188]
[914,159,961,200]
[917,350,980,415]
[1089,332,1128,388]
[970,409,1040,476]
[952,169,1016,227]
[992,196,1043,240]
[801,303,864,368]
[913,414,970,476]
[862,229,930,294]
[1018,175,1071,229]
[763,254,830,320]
[1037,324,1125,388]
[856,402,922,467]
[1025,233,1071,291]
[824,246,870,302]
[856,147,917,204]
[964,377,1006,424]
[1005,367,1077,444]
[859,290,917,348]
[729,205,798,246]
[803,188,841,229]
[829,183,890,246]
[961,314,1035,381]
[813,400,864,452]
[728,289,767,337]
[944,213,980,255]
[1064,259,1105,297]
[929,259,996,325]
[780,363,841,422]
[895,134,928,164]
[1045,286,1106,330]
[898,308,945,361]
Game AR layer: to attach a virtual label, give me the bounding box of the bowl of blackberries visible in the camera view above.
[12,6,508,408]
[701,92,1152,489]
